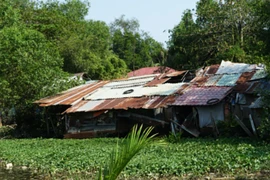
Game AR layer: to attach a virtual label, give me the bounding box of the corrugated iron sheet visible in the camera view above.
[86,83,187,100]
[190,76,208,86]
[65,95,177,113]
[35,81,108,107]
[171,86,232,106]
[145,74,170,86]
[251,69,267,80]
[215,60,256,74]
[234,81,260,94]
[165,71,186,77]
[127,66,176,77]
[205,64,219,75]
[216,73,241,86]
[143,96,176,109]
[204,75,222,86]
[104,75,156,88]
[114,97,149,110]
[237,71,255,83]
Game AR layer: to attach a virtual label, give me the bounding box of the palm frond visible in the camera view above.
[97,124,164,180]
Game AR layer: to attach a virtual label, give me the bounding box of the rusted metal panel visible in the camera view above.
[144,96,172,109]
[127,66,176,77]
[237,71,255,84]
[234,81,260,94]
[65,95,178,113]
[145,74,170,86]
[204,75,222,86]
[104,75,156,88]
[171,86,233,106]
[205,64,219,75]
[165,71,186,77]
[114,97,149,110]
[35,81,108,107]
[190,76,208,86]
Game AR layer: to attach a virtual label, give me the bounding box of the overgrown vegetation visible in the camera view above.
[0,125,15,139]
[0,137,269,179]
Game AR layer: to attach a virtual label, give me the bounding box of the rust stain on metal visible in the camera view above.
[145,75,170,86]
[92,98,126,111]
[144,96,170,109]
[234,81,260,94]
[237,71,255,84]
[205,64,219,75]
[63,100,89,113]
[166,71,186,77]
[191,76,208,86]
[36,81,108,107]
[114,97,149,109]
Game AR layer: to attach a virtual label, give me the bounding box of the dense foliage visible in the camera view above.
[0,138,269,179]
[167,0,270,70]
[0,0,164,127]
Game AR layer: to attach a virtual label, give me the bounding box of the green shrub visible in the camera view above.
[0,125,15,138]
[165,132,182,143]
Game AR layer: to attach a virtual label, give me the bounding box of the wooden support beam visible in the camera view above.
[171,113,200,137]
[211,112,219,137]
[234,115,253,137]
[249,114,257,137]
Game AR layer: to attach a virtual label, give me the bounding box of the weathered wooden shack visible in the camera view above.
[35,61,268,138]
[35,70,191,138]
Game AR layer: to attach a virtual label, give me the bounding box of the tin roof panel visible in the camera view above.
[216,74,241,86]
[205,64,220,75]
[127,66,176,77]
[237,71,255,83]
[35,81,108,106]
[215,60,256,74]
[86,83,187,100]
[190,76,208,86]
[104,75,156,88]
[76,100,105,112]
[171,86,232,106]
[165,71,186,77]
[251,70,267,80]
[204,75,222,86]
[145,74,170,86]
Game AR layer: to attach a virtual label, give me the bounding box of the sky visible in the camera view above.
[86,0,199,46]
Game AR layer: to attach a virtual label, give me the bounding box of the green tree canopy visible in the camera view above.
[0,26,69,109]
[167,0,270,69]
[110,15,166,71]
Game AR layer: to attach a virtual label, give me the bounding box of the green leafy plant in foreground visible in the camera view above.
[97,125,164,180]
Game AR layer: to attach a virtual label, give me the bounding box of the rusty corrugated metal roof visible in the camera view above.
[165,70,186,77]
[190,76,208,86]
[127,66,176,77]
[35,81,108,107]
[65,95,178,113]
[145,74,170,86]
[203,75,222,86]
[237,71,255,84]
[205,64,219,75]
[171,86,232,106]
[234,81,260,93]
